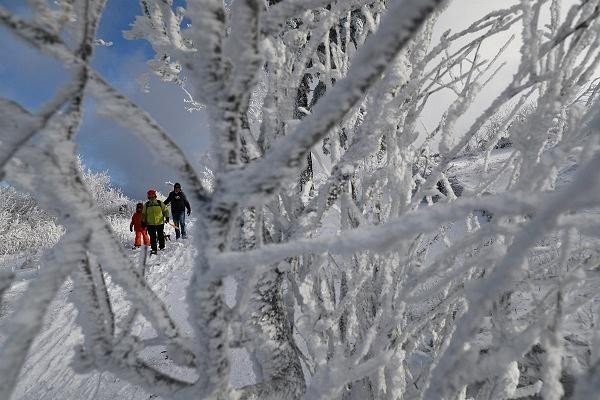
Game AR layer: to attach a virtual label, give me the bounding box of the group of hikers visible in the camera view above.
[129,182,191,255]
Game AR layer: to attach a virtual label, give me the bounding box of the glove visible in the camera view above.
[130,225,133,232]
[187,210,191,216]
[165,217,170,223]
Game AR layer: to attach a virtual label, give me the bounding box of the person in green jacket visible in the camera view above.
[142,189,170,255]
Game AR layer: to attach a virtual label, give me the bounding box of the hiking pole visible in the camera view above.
[167,222,180,230]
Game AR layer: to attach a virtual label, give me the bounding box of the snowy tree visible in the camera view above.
[0,186,64,258]
[2,0,600,399]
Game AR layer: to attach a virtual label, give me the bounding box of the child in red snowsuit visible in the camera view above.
[130,202,150,248]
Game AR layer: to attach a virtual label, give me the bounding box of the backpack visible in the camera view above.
[143,200,167,225]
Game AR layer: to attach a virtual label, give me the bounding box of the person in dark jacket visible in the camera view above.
[142,189,170,254]
[163,182,191,239]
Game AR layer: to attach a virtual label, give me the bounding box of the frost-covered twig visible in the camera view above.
[223,0,447,206]
[424,146,600,399]
[210,191,583,275]
[0,230,91,397]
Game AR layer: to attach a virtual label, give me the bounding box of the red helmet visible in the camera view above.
[147,189,157,198]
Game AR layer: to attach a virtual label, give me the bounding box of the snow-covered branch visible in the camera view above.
[223,0,447,205]
[4,0,600,398]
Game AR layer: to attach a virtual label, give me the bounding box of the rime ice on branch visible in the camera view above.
[2,0,600,399]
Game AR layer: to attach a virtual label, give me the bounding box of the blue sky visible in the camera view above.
[0,0,209,200]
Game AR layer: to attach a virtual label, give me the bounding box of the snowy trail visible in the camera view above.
[1,238,194,400]
[1,224,254,400]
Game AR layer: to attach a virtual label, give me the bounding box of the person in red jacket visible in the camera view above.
[130,202,150,249]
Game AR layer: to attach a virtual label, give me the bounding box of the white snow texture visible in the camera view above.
[2,0,600,399]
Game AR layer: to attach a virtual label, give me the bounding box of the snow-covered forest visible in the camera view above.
[2,0,600,399]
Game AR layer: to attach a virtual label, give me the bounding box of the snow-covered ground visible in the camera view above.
[0,218,254,400]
